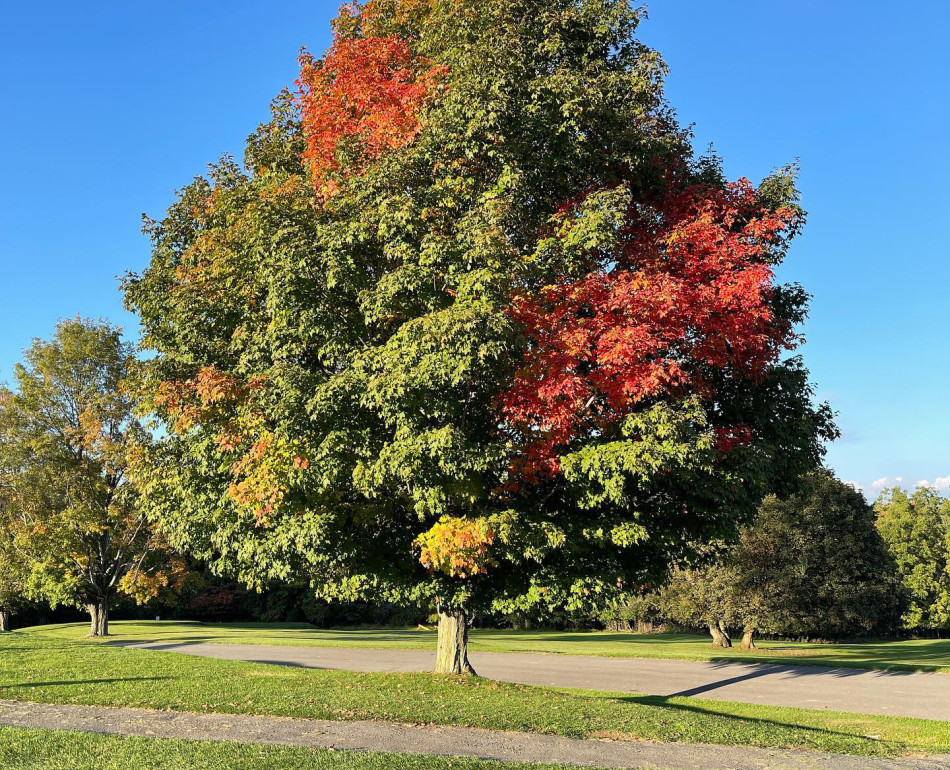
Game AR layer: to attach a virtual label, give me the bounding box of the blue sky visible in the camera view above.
[1,1,947,496]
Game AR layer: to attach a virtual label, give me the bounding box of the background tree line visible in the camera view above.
[603,474,950,643]
[1,327,944,649]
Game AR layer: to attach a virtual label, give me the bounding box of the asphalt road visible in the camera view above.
[125,642,950,721]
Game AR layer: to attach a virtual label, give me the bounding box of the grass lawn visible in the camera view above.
[23,620,950,674]
[2,631,950,758]
[0,725,616,770]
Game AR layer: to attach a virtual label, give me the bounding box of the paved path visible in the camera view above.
[2,699,948,770]
[126,642,950,721]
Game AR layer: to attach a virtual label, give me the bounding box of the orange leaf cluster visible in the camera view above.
[298,34,446,197]
[154,367,263,433]
[415,516,495,578]
[228,435,281,515]
[155,367,306,524]
[118,556,189,604]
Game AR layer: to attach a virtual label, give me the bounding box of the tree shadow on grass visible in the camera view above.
[104,638,222,649]
[244,659,326,669]
[616,693,905,753]
[0,676,171,688]
[705,654,946,675]
[100,629,435,648]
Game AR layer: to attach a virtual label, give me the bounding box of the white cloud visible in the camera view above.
[899,477,950,493]
[856,476,948,495]
[870,476,906,491]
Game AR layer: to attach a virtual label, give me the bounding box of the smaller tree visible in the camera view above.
[600,591,666,634]
[662,557,764,649]
[663,472,905,643]
[0,319,184,636]
[742,471,905,639]
[875,486,950,630]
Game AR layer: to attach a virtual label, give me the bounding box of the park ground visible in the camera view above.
[24,620,950,673]
[3,623,950,769]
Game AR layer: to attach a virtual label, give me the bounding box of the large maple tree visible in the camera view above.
[125,0,834,673]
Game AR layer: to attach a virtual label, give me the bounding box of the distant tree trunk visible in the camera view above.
[87,597,110,637]
[605,618,631,632]
[718,620,732,647]
[0,610,10,632]
[509,614,533,631]
[435,609,476,675]
[708,620,732,648]
[740,626,756,650]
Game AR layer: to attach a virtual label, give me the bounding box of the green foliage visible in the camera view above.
[124,0,833,622]
[746,472,905,638]
[876,486,950,630]
[0,527,27,618]
[659,472,905,640]
[599,591,666,632]
[0,319,177,623]
[662,559,756,636]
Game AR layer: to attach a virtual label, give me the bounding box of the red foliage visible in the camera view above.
[298,35,446,197]
[501,179,798,477]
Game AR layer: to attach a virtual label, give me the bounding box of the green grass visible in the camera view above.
[24,620,950,674]
[2,631,950,758]
[0,725,616,770]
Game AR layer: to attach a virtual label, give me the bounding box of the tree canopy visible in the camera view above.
[0,537,25,631]
[655,472,905,643]
[876,486,950,630]
[0,318,183,636]
[740,472,904,638]
[125,0,834,671]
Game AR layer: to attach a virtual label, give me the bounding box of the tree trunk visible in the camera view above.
[435,609,476,675]
[708,620,732,648]
[0,610,9,632]
[87,598,110,637]
[87,603,99,636]
[98,600,109,636]
[740,627,756,650]
[606,618,631,633]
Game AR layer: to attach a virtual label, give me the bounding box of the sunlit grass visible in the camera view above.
[0,725,612,770]
[2,631,950,757]
[22,620,950,673]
